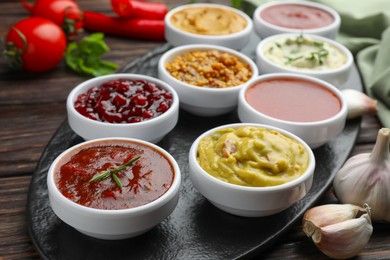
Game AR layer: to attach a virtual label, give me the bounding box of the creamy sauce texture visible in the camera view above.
[263,35,347,71]
[170,7,247,35]
[197,126,309,187]
[246,78,342,122]
[260,4,334,29]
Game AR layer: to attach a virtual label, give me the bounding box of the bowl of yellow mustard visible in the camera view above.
[165,3,253,50]
[188,123,315,217]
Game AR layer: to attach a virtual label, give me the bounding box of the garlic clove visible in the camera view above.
[341,89,377,119]
[302,204,366,236]
[312,213,373,259]
[303,204,373,259]
[303,204,365,227]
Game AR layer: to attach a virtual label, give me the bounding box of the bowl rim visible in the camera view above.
[239,73,348,126]
[165,3,253,40]
[256,33,353,75]
[253,0,341,34]
[47,137,181,215]
[189,123,315,192]
[158,44,259,92]
[66,73,179,127]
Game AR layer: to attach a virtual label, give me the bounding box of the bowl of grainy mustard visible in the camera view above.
[158,44,258,116]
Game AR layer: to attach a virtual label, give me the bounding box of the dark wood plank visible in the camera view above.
[0,176,40,259]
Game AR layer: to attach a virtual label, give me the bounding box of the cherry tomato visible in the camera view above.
[22,0,83,36]
[5,17,67,73]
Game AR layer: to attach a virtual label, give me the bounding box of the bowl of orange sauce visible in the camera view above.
[238,73,347,149]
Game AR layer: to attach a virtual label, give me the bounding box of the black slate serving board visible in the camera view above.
[27,35,362,259]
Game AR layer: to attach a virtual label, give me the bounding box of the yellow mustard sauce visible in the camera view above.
[170,6,247,35]
[197,126,310,187]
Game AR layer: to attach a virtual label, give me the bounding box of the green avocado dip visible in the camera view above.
[196,126,310,187]
[263,35,347,71]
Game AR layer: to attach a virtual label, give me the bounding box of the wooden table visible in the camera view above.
[1,0,389,259]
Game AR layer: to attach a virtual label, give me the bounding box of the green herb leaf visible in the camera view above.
[65,33,118,77]
[89,156,141,189]
[231,0,242,8]
[285,55,303,64]
[313,41,324,48]
[305,49,329,65]
[112,173,123,189]
[296,35,305,45]
[186,0,242,8]
[88,170,111,183]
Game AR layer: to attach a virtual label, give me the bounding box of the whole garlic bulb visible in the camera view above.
[333,128,390,222]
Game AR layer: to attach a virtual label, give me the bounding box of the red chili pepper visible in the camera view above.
[83,11,165,41]
[111,0,168,20]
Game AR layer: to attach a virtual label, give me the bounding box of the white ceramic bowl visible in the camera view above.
[47,137,181,240]
[238,73,348,149]
[189,123,315,217]
[256,33,353,87]
[158,44,258,116]
[67,73,179,143]
[165,3,253,50]
[253,0,340,40]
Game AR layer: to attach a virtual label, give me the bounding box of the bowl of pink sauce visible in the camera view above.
[253,0,340,39]
[238,73,347,149]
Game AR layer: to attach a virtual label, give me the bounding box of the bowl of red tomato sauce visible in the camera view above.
[47,137,181,240]
[237,73,347,149]
[253,0,340,40]
[66,74,179,143]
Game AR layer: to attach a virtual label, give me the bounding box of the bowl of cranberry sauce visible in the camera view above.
[67,74,179,143]
[47,137,181,240]
[253,1,340,40]
[238,73,347,149]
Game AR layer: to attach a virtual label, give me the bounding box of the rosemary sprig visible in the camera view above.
[89,156,141,188]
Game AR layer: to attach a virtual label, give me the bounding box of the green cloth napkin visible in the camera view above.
[242,0,390,127]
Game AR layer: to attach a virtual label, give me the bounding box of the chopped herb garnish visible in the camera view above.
[305,49,329,65]
[285,55,303,64]
[278,36,330,66]
[89,156,141,189]
[285,38,293,45]
[296,35,305,45]
[313,41,324,47]
[276,42,282,48]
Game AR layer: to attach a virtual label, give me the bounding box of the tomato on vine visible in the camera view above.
[4,17,67,73]
[22,0,83,37]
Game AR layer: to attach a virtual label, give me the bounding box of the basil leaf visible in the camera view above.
[65,33,118,77]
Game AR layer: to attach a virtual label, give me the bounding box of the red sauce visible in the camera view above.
[245,78,341,122]
[260,4,334,29]
[74,79,173,124]
[55,140,174,210]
